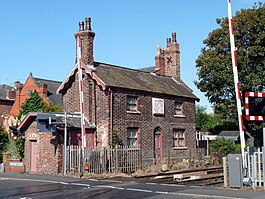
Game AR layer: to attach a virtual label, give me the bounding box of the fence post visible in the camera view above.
[115,145,118,173]
[223,156,228,187]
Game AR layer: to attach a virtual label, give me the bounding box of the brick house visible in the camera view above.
[57,18,199,165]
[0,84,16,127]
[8,73,63,119]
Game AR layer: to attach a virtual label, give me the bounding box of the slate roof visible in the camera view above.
[33,78,63,106]
[94,62,199,100]
[0,84,15,100]
[218,130,240,137]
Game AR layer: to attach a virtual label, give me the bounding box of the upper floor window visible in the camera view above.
[173,129,186,148]
[127,128,138,146]
[174,102,183,115]
[127,96,138,111]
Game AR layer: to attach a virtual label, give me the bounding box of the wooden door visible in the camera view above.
[30,140,37,173]
[154,128,162,164]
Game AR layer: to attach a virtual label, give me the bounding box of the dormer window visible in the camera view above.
[127,96,138,112]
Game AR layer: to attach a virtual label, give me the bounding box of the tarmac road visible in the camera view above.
[0,173,265,199]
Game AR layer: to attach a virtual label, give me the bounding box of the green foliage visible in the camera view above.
[0,128,8,162]
[47,103,62,112]
[18,90,48,119]
[195,4,265,123]
[16,138,25,161]
[112,129,120,147]
[209,139,241,157]
[196,105,236,134]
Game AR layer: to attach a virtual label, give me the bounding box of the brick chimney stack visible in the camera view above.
[75,17,95,66]
[155,32,180,81]
[39,83,48,97]
[14,81,23,97]
[6,89,16,99]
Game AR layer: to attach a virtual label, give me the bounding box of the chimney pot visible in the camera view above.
[79,21,84,31]
[172,32,177,43]
[166,38,171,47]
[85,17,91,30]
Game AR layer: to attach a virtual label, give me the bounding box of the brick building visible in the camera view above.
[8,73,63,119]
[57,18,199,165]
[0,84,15,127]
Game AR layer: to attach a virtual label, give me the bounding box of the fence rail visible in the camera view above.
[66,145,142,174]
[244,147,264,187]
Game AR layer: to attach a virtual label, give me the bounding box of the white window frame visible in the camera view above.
[174,101,184,116]
[127,128,138,146]
[173,129,186,148]
[127,96,138,112]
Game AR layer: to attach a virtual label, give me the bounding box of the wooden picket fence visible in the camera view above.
[66,145,142,174]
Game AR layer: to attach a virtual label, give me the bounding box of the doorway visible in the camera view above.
[154,127,162,164]
[30,140,37,173]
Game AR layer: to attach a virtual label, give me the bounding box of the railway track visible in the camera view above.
[134,166,224,186]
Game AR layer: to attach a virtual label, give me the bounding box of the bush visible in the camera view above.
[0,128,8,163]
[209,138,241,157]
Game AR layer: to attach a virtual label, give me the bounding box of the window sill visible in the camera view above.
[174,114,186,118]
[127,111,141,115]
[172,147,187,150]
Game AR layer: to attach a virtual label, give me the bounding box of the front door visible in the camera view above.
[154,127,162,164]
[30,140,37,173]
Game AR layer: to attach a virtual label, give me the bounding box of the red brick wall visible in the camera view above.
[9,76,50,118]
[62,72,110,147]
[112,88,196,164]
[24,121,63,174]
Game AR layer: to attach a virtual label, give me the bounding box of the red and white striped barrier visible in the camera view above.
[227,0,246,154]
[77,35,86,149]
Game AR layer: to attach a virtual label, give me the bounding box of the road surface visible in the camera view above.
[0,173,264,199]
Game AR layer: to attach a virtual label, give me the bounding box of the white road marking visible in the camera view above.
[100,179,122,183]
[155,191,168,194]
[160,183,184,187]
[0,177,8,180]
[60,182,69,185]
[88,179,98,181]
[71,183,90,187]
[126,188,153,193]
[1,177,62,184]
[145,182,157,185]
[96,185,124,190]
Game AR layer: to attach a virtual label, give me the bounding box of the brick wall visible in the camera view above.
[62,72,110,147]
[9,76,50,118]
[0,99,14,127]
[24,121,63,174]
[112,88,196,164]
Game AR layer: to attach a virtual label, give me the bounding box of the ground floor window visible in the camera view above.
[127,128,138,146]
[173,129,186,147]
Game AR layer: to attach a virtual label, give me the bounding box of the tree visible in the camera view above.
[195,3,265,123]
[0,127,8,162]
[18,90,48,119]
[196,105,236,135]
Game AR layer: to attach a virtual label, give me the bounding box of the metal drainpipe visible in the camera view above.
[109,88,113,146]
[63,112,67,176]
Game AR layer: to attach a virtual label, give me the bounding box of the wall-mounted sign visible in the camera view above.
[152,98,164,115]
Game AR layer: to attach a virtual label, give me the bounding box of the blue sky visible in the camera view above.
[0,0,256,111]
